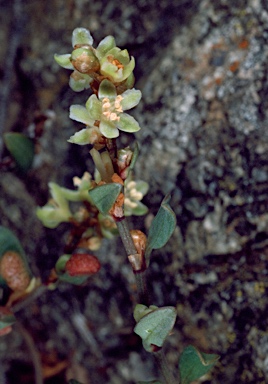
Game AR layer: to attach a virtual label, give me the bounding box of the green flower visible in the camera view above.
[84,79,141,138]
[54,28,94,92]
[54,28,135,92]
[95,36,135,83]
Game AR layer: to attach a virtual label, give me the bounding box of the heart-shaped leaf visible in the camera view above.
[4,133,34,172]
[134,306,177,352]
[145,195,176,262]
[88,183,122,214]
[179,345,219,384]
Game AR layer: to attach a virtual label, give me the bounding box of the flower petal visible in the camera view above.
[72,28,93,47]
[98,79,117,100]
[122,57,135,80]
[54,54,73,69]
[68,128,93,145]
[86,94,102,120]
[121,89,142,110]
[69,71,91,92]
[96,36,116,59]
[69,105,95,125]
[117,113,141,133]
[99,120,119,138]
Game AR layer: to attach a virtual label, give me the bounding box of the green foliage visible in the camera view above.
[88,183,122,215]
[4,132,34,172]
[145,195,176,263]
[178,345,219,384]
[134,305,177,352]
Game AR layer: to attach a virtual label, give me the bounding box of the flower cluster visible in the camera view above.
[55,28,135,93]
[55,28,141,141]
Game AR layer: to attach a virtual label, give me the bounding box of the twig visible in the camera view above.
[15,322,44,384]
[116,219,150,305]
[154,349,178,384]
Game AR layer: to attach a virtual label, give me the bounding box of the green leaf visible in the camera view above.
[145,195,176,262]
[4,133,34,172]
[88,183,122,215]
[134,306,177,352]
[0,226,32,287]
[179,345,219,384]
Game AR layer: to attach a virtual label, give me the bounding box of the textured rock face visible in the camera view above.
[1,0,268,383]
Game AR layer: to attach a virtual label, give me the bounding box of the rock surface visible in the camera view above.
[1,0,268,383]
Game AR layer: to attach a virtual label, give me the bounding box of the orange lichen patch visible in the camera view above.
[238,39,249,50]
[215,77,223,85]
[229,61,240,72]
[0,251,31,292]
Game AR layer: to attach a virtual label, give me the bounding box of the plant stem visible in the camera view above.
[116,218,149,305]
[154,349,178,384]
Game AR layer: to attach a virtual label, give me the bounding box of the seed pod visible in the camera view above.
[130,230,147,256]
[0,251,31,292]
[65,253,101,276]
[71,47,100,74]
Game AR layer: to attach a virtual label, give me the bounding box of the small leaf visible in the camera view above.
[145,195,176,262]
[88,183,122,215]
[134,306,177,352]
[179,345,219,384]
[4,133,34,172]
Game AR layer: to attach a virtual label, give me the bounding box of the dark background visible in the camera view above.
[1,0,268,383]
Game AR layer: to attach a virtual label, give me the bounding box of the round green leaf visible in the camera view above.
[4,133,34,172]
[134,306,177,352]
[179,345,219,384]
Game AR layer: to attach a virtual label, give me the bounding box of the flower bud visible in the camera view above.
[130,230,147,256]
[71,47,100,74]
[65,253,101,276]
[0,251,31,292]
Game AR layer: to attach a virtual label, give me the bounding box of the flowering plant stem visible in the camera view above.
[116,219,149,305]
[154,349,178,384]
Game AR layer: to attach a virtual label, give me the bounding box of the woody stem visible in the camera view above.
[116,218,149,305]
